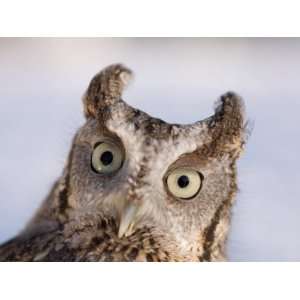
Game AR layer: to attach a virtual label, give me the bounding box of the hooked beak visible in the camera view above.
[118,203,140,238]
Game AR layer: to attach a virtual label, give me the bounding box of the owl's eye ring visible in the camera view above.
[165,168,203,200]
[91,141,124,174]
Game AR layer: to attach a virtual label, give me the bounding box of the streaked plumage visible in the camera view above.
[0,64,247,261]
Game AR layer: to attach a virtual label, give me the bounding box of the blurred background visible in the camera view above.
[0,38,299,261]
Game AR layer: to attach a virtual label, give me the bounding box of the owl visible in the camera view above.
[0,64,246,262]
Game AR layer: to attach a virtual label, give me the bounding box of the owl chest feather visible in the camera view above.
[0,218,210,262]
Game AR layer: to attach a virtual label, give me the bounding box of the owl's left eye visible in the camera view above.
[166,168,203,200]
[91,141,124,174]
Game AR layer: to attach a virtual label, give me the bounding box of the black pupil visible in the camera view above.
[177,175,189,188]
[100,151,114,166]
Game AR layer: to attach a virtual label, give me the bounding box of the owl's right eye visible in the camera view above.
[91,141,124,174]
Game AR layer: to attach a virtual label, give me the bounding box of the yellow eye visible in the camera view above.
[166,168,203,200]
[91,141,124,174]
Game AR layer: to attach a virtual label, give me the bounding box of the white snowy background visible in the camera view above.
[0,38,299,261]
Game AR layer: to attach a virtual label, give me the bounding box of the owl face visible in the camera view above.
[66,64,245,256]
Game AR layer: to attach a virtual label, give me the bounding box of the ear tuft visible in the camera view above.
[210,91,247,157]
[83,64,133,118]
[214,92,245,124]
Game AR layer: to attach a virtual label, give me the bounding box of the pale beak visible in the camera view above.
[118,203,139,238]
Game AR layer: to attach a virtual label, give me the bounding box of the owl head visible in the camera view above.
[65,64,246,259]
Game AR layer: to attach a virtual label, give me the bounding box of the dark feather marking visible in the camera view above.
[127,247,139,261]
[200,160,237,262]
[201,199,230,261]
[149,238,155,247]
[121,244,130,252]
[146,253,154,262]
[58,179,69,214]
[90,236,104,246]
[42,245,78,262]
[58,147,75,215]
